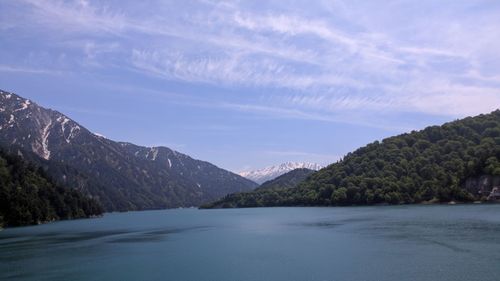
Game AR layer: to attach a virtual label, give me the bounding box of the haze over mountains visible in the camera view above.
[0,89,257,211]
[240,162,323,184]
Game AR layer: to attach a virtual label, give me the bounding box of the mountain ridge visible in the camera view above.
[256,168,316,191]
[239,162,323,184]
[0,89,258,211]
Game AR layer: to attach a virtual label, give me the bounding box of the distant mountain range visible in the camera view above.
[0,89,257,211]
[239,162,323,184]
[200,168,316,209]
[202,168,316,209]
[257,168,316,191]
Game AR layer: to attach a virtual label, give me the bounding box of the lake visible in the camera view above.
[1,205,500,281]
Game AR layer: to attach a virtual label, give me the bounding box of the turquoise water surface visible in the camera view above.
[1,205,500,281]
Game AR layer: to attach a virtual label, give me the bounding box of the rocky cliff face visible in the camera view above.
[464,175,500,199]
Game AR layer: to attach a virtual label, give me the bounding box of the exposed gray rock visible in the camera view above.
[464,175,500,198]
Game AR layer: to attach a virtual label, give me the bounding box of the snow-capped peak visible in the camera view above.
[239,162,323,184]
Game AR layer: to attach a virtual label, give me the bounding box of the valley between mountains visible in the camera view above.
[1,89,499,227]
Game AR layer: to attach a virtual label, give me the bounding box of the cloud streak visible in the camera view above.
[2,0,499,125]
[0,65,61,75]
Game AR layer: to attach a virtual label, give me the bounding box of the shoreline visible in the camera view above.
[201,199,500,210]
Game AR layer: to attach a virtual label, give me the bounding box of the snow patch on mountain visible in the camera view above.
[239,162,323,184]
[57,116,70,142]
[93,132,107,139]
[68,125,81,141]
[13,100,30,112]
[8,114,15,125]
[152,147,159,160]
[57,116,80,143]
[41,120,52,160]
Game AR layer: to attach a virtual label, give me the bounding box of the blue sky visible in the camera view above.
[1,0,500,172]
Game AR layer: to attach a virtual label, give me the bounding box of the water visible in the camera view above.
[1,205,500,281]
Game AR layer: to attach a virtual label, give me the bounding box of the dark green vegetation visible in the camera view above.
[257,168,315,191]
[0,150,102,227]
[0,90,257,212]
[204,110,500,208]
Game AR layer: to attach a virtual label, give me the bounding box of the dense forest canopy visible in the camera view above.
[0,150,102,227]
[203,110,500,209]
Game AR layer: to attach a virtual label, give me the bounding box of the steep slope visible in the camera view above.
[239,162,323,184]
[0,149,102,227]
[257,168,315,191]
[204,110,500,208]
[0,89,257,211]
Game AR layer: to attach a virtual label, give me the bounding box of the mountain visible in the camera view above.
[203,167,316,209]
[257,168,315,191]
[204,110,500,208]
[0,149,102,227]
[0,89,257,211]
[239,162,323,184]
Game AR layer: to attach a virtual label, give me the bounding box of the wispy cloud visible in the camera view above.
[2,0,500,126]
[211,102,416,131]
[19,0,128,35]
[0,65,58,74]
[0,65,61,75]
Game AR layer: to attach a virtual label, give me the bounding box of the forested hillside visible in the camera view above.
[0,150,102,227]
[204,110,500,208]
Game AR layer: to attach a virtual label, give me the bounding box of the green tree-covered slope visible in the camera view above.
[0,150,103,227]
[257,168,315,191]
[204,110,500,208]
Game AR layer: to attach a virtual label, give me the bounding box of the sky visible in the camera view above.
[1,0,500,173]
